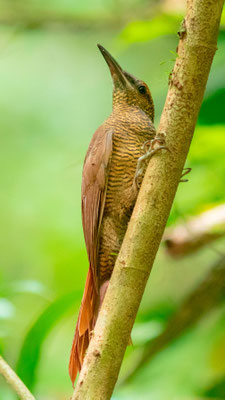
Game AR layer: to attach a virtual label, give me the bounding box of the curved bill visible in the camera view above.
[97,44,129,89]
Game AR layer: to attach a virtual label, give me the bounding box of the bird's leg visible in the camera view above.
[180,167,192,182]
[134,132,169,190]
[89,330,95,340]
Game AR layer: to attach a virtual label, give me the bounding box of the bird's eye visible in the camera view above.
[138,85,146,95]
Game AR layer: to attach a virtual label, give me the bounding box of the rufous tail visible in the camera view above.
[69,268,97,386]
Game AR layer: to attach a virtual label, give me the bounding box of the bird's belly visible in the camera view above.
[98,135,145,282]
[105,134,143,210]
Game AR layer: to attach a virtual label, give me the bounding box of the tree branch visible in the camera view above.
[121,255,225,384]
[0,356,36,400]
[164,203,225,257]
[0,1,152,31]
[72,1,224,398]
[0,9,122,31]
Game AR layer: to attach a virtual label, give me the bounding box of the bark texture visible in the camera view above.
[72,1,224,399]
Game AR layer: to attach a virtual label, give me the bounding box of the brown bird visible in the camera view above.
[69,44,165,385]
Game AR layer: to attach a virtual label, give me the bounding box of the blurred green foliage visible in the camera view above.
[16,291,81,390]
[120,13,182,43]
[0,1,225,399]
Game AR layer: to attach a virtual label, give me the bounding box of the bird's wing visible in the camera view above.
[81,125,113,290]
[69,126,113,384]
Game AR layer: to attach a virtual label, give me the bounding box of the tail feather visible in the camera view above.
[69,268,96,386]
[79,269,94,336]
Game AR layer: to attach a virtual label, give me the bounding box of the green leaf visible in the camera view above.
[190,125,225,164]
[132,321,163,345]
[0,298,15,320]
[119,14,182,44]
[199,89,225,125]
[136,302,175,323]
[220,7,225,26]
[0,280,49,299]
[16,290,81,390]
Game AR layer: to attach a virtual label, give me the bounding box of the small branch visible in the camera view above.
[72,1,224,398]
[0,10,122,31]
[0,356,36,400]
[121,255,225,384]
[0,1,150,31]
[164,203,225,257]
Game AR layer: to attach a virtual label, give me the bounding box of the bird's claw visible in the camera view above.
[134,133,169,189]
[180,167,192,182]
[142,132,168,153]
[89,330,95,340]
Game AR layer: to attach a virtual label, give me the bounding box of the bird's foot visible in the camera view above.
[89,330,95,340]
[180,167,192,182]
[134,132,169,189]
[141,132,167,153]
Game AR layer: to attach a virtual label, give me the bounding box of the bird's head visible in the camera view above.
[98,44,154,122]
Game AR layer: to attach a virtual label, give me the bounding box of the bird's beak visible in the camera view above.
[97,44,129,89]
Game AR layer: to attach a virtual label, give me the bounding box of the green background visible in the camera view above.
[0,1,225,399]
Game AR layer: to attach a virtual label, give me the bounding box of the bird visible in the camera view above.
[69,44,166,386]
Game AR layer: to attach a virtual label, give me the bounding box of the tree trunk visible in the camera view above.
[72,1,224,398]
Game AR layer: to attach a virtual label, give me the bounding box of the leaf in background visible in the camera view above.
[0,299,15,347]
[0,298,15,319]
[0,280,50,300]
[220,7,225,26]
[16,290,81,390]
[198,89,225,125]
[132,321,163,345]
[189,126,225,164]
[203,375,225,398]
[119,14,182,43]
[136,302,175,323]
[132,303,175,345]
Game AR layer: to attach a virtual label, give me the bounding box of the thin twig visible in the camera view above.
[0,356,36,400]
[164,204,225,257]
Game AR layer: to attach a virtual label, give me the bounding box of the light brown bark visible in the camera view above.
[0,356,36,400]
[72,1,224,399]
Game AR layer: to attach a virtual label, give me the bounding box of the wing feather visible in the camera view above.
[81,126,113,290]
